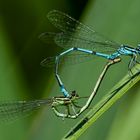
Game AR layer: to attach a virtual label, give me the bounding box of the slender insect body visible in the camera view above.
[39,10,140,118]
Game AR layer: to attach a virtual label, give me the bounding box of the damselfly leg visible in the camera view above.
[53,58,120,119]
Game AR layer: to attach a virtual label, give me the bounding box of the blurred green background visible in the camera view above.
[0,0,140,140]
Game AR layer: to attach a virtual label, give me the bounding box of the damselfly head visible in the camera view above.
[70,91,79,99]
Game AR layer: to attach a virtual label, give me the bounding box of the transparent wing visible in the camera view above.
[39,32,56,44]
[39,32,116,53]
[46,10,121,51]
[41,53,95,68]
[0,99,52,123]
[55,32,118,52]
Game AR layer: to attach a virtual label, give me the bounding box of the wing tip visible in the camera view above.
[47,9,61,19]
[40,57,55,68]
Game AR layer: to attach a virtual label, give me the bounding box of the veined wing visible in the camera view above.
[0,99,52,123]
[55,32,119,53]
[39,32,117,53]
[39,32,57,44]
[46,10,121,51]
[41,53,95,68]
[39,32,95,50]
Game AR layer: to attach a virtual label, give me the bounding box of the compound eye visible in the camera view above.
[71,90,79,97]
